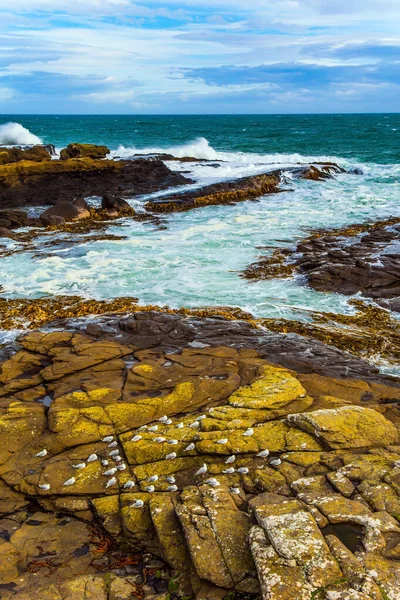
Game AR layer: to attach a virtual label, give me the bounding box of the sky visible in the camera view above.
[0,0,399,114]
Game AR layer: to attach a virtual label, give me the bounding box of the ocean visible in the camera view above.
[0,114,399,324]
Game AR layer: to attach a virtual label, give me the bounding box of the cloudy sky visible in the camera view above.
[0,0,399,113]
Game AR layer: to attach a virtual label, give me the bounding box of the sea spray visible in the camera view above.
[0,122,42,145]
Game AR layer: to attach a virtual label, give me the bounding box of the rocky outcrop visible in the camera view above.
[243,216,400,311]
[40,201,91,225]
[101,194,136,217]
[0,310,400,598]
[145,162,345,214]
[0,158,192,209]
[60,143,110,160]
[0,145,52,165]
[145,171,281,213]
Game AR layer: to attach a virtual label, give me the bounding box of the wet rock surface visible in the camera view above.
[0,156,192,209]
[243,217,400,310]
[144,163,342,214]
[0,310,400,599]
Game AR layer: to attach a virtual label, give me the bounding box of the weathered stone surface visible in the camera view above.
[0,312,399,598]
[176,485,253,589]
[60,143,110,160]
[0,158,192,208]
[0,145,51,165]
[287,406,399,449]
[253,498,342,589]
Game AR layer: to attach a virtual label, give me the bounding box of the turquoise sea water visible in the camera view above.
[1,114,400,163]
[0,115,399,344]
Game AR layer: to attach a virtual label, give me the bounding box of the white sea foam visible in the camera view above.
[0,122,42,146]
[111,135,349,166]
[113,137,219,160]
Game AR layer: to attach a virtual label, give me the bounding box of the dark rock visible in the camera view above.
[101,195,135,216]
[0,227,17,239]
[0,158,193,209]
[71,197,90,211]
[41,215,66,227]
[40,202,90,225]
[60,143,110,161]
[44,144,57,157]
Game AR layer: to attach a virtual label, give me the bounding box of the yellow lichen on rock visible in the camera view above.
[228,365,306,409]
[288,406,400,449]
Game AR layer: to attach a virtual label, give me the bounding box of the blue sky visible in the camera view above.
[0,0,399,113]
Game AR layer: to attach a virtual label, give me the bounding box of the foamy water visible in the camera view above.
[0,122,42,145]
[1,134,399,323]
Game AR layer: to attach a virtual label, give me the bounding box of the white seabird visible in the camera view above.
[269,458,282,466]
[166,476,176,484]
[175,423,184,429]
[164,419,173,425]
[196,463,207,476]
[236,467,249,474]
[63,477,76,486]
[108,441,118,448]
[123,481,136,489]
[117,463,126,471]
[35,449,47,458]
[147,475,159,482]
[166,452,177,460]
[225,455,236,464]
[131,435,142,442]
[72,463,86,469]
[167,485,178,492]
[146,485,155,492]
[222,467,235,474]
[109,450,119,456]
[205,478,220,487]
[106,477,117,488]
[184,443,195,452]
[217,438,228,445]
[158,415,168,422]
[168,439,179,445]
[257,450,269,457]
[87,454,98,462]
[103,467,117,476]
[102,436,114,443]
[230,487,241,495]
[154,437,166,443]
[131,499,144,508]
[243,428,254,437]
[39,483,50,490]
[148,426,158,432]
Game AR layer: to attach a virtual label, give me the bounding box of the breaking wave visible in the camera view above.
[0,122,42,145]
[113,136,218,160]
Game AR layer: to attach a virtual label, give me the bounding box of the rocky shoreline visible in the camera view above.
[242,217,400,312]
[0,143,400,599]
[1,310,400,599]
